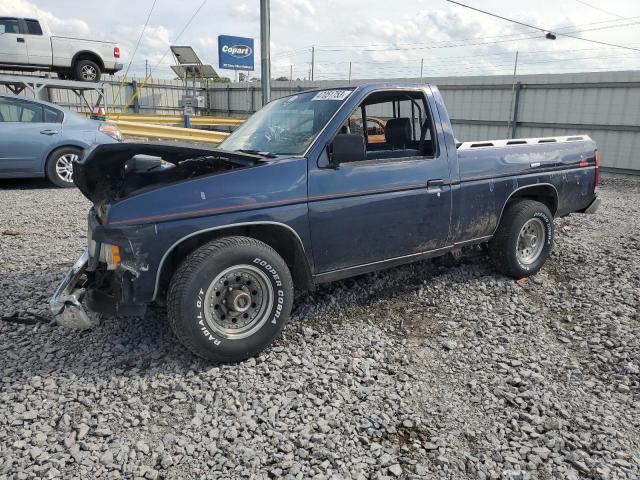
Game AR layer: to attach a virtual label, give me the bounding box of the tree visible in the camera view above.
[212,76,231,83]
[238,72,247,82]
[274,76,289,81]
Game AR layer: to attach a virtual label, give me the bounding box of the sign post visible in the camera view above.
[260,0,271,105]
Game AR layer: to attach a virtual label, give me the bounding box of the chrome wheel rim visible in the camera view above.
[55,153,78,183]
[81,65,97,80]
[203,265,273,340]
[517,218,545,265]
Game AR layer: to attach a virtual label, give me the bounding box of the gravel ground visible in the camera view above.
[0,176,638,480]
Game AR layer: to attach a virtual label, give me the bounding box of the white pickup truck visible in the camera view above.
[0,17,122,82]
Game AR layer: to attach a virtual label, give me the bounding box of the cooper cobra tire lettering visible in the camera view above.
[254,258,282,286]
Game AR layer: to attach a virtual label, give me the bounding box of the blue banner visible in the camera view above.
[218,35,254,71]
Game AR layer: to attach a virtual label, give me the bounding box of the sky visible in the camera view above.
[1,0,639,81]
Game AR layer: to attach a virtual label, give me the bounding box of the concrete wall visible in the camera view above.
[208,71,640,173]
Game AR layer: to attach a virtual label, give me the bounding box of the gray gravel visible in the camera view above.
[0,176,638,479]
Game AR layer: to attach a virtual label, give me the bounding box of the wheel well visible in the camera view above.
[155,224,314,301]
[72,51,104,70]
[505,185,558,216]
[43,145,84,171]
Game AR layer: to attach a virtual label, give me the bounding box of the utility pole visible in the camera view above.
[507,50,519,138]
[420,58,423,80]
[311,46,315,81]
[260,0,271,105]
[145,59,149,78]
[348,62,352,84]
[290,64,293,81]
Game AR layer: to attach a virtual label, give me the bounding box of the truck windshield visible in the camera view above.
[219,89,353,156]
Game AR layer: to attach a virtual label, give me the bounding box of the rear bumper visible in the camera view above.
[49,249,97,329]
[579,196,601,214]
[111,62,124,73]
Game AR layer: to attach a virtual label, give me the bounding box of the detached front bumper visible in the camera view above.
[49,249,97,330]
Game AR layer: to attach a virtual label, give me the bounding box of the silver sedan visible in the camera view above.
[0,94,121,187]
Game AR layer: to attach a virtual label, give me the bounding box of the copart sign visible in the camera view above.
[218,35,254,71]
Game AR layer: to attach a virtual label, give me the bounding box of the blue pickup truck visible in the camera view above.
[50,83,600,363]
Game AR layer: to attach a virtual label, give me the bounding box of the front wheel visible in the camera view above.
[489,200,554,278]
[46,147,82,188]
[167,236,294,363]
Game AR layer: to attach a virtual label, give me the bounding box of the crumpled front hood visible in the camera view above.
[74,142,263,205]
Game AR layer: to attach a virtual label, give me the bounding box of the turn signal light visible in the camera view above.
[99,243,121,270]
[114,47,120,58]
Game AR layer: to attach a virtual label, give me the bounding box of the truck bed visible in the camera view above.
[452,134,598,241]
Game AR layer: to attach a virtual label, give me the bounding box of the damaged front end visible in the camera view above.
[49,249,97,330]
[50,143,266,328]
[50,211,151,329]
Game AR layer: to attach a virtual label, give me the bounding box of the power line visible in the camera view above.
[574,0,626,19]
[271,16,640,63]
[445,0,640,52]
[117,0,209,116]
[310,20,640,54]
[113,0,158,107]
[315,15,640,50]
[445,0,549,33]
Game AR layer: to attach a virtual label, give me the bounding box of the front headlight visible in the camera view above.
[98,243,121,270]
[99,122,123,142]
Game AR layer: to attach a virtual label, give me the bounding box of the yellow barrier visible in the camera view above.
[113,120,230,145]
[108,114,246,127]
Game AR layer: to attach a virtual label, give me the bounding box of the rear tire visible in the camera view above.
[74,59,101,82]
[45,147,82,188]
[167,236,294,363]
[489,200,554,278]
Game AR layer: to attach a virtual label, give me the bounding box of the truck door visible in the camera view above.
[0,17,28,64]
[0,97,64,175]
[308,88,452,274]
[23,19,51,66]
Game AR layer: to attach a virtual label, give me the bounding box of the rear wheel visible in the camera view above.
[45,147,82,188]
[167,236,294,363]
[489,200,554,278]
[74,59,101,82]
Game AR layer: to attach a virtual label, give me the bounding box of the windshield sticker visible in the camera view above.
[311,90,351,101]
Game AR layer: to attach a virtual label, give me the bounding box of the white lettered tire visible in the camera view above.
[489,200,554,278]
[167,236,293,363]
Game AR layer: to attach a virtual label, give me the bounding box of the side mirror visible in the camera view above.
[330,134,365,167]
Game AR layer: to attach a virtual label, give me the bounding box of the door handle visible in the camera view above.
[17,37,25,43]
[427,179,444,188]
[40,129,59,135]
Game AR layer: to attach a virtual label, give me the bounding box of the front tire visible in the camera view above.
[167,236,294,363]
[489,200,554,278]
[45,147,82,188]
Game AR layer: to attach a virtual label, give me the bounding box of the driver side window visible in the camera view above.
[0,18,21,34]
[341,90,437,162]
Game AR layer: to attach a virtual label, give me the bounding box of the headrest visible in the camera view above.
[385,118,411,147]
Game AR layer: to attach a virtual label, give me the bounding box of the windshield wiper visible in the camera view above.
[234,149,278,158]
